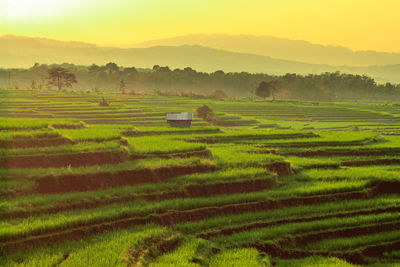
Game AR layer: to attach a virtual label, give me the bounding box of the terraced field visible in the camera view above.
[1,89,400,266]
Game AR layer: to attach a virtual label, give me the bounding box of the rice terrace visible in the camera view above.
[0,87,400,266]
[3,0,400,266]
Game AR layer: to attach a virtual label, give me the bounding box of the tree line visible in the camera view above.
[1,62,400,101]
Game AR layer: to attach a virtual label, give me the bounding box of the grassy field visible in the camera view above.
[1,88,400,266]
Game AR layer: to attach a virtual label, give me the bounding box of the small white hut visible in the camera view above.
[166,112,193,128]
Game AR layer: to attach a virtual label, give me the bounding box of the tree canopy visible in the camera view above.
[255,80,281,100]
[105,62,119,75]
[2,63,400,101]
[255,81,271,99]
[46,67,77,91]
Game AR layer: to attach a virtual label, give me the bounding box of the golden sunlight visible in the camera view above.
[3,0,69,19]
[1,0,400,52]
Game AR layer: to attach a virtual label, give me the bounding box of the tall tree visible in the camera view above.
[89,64,101,74]
[105,62,119,75]
[46,67,77,91]
[119,79,127,94]
[255,81,271,99]
[122,67,137,75]
[255,80,281,100]
[269,79,282,101]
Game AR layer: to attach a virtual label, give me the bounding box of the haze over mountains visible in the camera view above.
[1,34,400,83]
[133,34,400,67]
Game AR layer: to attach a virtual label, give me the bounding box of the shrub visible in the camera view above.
[197,105,215,123]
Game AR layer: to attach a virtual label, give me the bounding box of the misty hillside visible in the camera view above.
[133,34,400,67]
[1,35,400,83]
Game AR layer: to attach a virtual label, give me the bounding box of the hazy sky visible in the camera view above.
[1,0,399,52]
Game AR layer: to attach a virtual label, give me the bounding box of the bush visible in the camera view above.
[197,105,215,122]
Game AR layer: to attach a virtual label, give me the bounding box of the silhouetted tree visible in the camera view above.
[269,79,282,101]
[123,67,137,74]
[157,66,171,72]
[255,81,271,99]
[119,80,126,94]
[255,80,281,100]
[89,64,102,74]
[46,67,77,91]
[30,80,37,90]
[184,67,195,72]
[105,62,119,75]
[3,62,400,101]
[213,70,225,76]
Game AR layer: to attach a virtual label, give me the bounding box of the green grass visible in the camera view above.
[305,229,400,251]
[174,167,271,184]
[0,118,81,130]
[0,129,60,141]
[0,191,275,240]
[0,178,369,224]
[185,130,318,143]
[0,183,379,242]
[271,135,400,155]
[0,225,166,267]
[150,238,202,266]
[0,157,212,194]
[275,256,359,267]
[123,126,221,136]
[211,212,400,246]
[0,157,210,180]
[3,90,400,265]
[250,131,381,147]
[0,140,123,158]
[208,248,267,267]
[0,118,50,130]
[296,166,400,182]
[210,145,283,167]
[287,156,340,170]
[0,167,267,215]
[127,136,207,155]
[55,127,123,142]
[174,195,400,234]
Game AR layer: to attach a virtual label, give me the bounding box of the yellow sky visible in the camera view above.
[1,0,399,52]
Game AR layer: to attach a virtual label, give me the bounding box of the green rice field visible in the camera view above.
[1,89,400,266]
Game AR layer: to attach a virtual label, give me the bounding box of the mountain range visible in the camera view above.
[132,34,400,67]
[1,34,400,83]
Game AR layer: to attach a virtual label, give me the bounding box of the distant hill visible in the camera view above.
[133,34,400,67]
[1,35,400,83]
